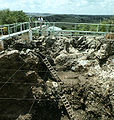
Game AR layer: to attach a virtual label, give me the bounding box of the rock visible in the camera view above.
[0,40,4,51]
[16,114,32,120]
[55,50,68,65]
[96,44,109,59]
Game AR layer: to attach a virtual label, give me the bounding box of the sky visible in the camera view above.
[0,0,114,15]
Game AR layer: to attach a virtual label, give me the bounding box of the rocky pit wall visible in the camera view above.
[0,35,114,120]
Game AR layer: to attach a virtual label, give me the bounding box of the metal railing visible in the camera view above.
[44,22,114,36]
[0,22,114,40]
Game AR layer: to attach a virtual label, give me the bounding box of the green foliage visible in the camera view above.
[0,9,28,25]
[44,14,113,23]
[100,17,114,32]
[44,14,114,32]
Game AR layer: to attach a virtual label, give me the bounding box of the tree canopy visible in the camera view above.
[0,9,28,25]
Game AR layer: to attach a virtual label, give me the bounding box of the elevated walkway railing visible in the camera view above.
[0,21,49,40]
[0,22,114,40]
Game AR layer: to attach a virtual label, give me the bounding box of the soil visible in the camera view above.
[0,35,113,120]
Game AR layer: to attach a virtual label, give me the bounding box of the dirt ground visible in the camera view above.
[0,35,114,120]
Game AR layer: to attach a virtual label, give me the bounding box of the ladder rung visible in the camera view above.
[70,115,75,119]
[52,70,56,74]
[69,112,74,116]
[64,101,69,105]
[61,96,66,99]
[44,62,49,64]
[66,106,72,110]
[65,105,70,108]
[62,99,67,102]
[47,64,51,67]
[63,101,69,104]
[49,68,53,71]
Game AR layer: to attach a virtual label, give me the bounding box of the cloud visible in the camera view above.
[0,0,114,15]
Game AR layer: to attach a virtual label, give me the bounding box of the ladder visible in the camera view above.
[60,94,76,120]
[43,58,61,82]
[30,51,76,120]
[42,57,76,120]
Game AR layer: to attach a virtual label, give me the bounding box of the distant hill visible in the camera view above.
[26,13,54,17]
[26,13,114,23]
[44,14,114,23]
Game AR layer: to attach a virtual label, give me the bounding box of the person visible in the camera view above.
[38,16,44,36]
[3,27,8,35]
[38,16,44,28]
[29,16,33,28]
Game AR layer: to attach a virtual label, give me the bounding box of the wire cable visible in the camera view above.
[28,99,35,114]
[0,63,25,91]
[0,82,40,85]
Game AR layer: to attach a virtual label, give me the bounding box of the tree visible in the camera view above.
[0,9,28,25]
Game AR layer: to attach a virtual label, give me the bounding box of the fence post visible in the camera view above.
[29,18,33,42]
[35,21,37,27]
[8,25,10,37]
[97,24,99,33]
[106,24,109,33]
[14,23,16,33]
[0,40,4,50]
[52,22,55,36]
[75,24,77,36]
[20,23,22,31]
[1,26,3,36]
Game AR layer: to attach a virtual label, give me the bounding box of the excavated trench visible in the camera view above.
[0,35,114,120]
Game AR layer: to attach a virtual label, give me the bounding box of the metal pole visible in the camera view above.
[106,25,109,33]
[20,23,22,31]
[97,24,99,33]
[29,29,32,42]
[29,17,33,42]
[8,25,10,37]
[75,24,77,36]
[53,22,55,36]
[0,40,4,50]
[35,21,37,27]
[14,23,16,33]
[1,27,3,36]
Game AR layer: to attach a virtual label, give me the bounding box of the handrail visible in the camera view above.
[1,21,114,27]
[0,21,114,40]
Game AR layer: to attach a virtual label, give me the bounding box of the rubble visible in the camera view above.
[16,114,32,120]
[0,35,114,120]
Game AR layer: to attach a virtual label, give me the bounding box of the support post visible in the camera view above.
[75,24,77,36]
[14,23,16,33]
[29,29,32,42]
[20,23,22,31]
[35,21,37,27]
[0,40,4,50]
[52,22,55,37]
[97,24,99,33]
[29,17,33,42]
[8,25,10,37]
[106,25,109,33]
[23,23,25,30]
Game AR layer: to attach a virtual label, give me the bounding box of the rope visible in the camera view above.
[0,68,52,72]
[28,99,35,114]
[0,63,25,91]
[0,82,40,85]
[0,97,58,101]
[0,97,77,101]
